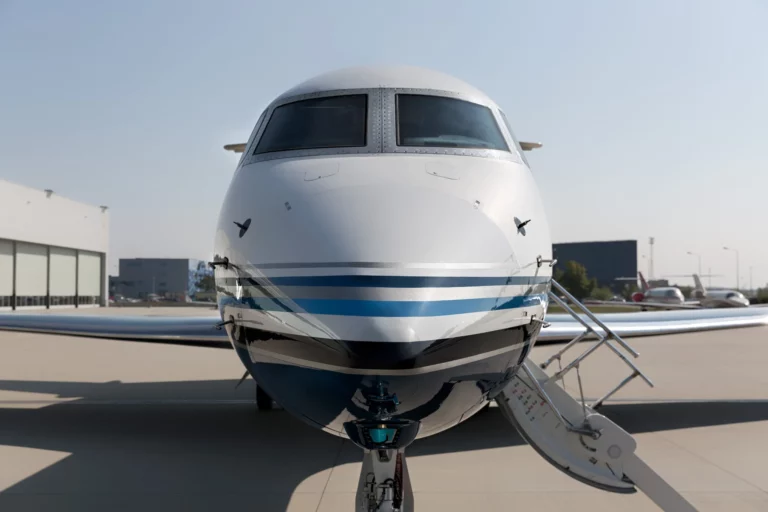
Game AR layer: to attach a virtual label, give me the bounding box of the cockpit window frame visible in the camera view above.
[381,88,522,164]
[497,110,529,168]
[242,89,383,165]
[254,94,369,155]
[238,108,269,166]
[239,87,525,165]
[394,94,509,152]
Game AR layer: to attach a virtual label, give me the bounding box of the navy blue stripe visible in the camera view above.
[232,275,550,288]
[220,294,547,317]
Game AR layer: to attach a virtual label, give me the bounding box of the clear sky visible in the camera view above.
[1,0,766,289]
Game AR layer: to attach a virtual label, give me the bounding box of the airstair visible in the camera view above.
[495,279,698,511]
[352,278,698,511]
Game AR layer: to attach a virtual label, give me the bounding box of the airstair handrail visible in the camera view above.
[542,279,654,410]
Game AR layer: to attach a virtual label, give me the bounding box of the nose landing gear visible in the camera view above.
[226,316,276,412]
[256,384,274,411]
[235,369,275,411]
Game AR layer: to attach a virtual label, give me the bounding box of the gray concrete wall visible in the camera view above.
[117,259,191,300]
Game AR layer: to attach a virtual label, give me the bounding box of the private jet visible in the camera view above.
[689,274,750,308]
[633,272,685,304]
[3,66,768,511]
[596,272,750,310]
[626,272,695,309]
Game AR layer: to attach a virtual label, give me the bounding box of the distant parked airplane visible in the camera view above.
[595,272,749,309]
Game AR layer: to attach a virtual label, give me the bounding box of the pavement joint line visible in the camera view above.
[654,430,768,495]
[315,438,348,512]
[0,399,258,405]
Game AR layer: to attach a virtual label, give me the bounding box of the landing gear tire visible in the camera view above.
[256,385,273,411]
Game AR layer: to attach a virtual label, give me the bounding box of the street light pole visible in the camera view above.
[723,247,740,290]
[686,251,701,276]
[649,237,655,280]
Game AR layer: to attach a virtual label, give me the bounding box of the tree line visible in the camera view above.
[553,260,624,300]
[555,260,768,304]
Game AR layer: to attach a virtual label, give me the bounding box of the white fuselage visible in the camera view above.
[212,68,553,442]
[641,286,749,308]
[641,287,686,304]
[216,154,552,342]
[697,289,751,308]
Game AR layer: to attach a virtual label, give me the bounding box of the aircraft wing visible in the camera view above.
[0,307,766,347]
[0,314,231,348]
[581,300,701,310]
[541,307,768,342]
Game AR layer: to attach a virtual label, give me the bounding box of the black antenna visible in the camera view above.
[233,218,251,238]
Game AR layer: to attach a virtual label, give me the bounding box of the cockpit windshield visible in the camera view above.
[254,95,367,154]
[396,94,509,151]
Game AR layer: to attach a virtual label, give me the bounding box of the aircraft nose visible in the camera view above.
[240,182,550,350]
[221,164,550,348]
[286,183,514,264]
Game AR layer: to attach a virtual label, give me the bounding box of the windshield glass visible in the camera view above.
[396,94,508,151]
[254,95,367,154]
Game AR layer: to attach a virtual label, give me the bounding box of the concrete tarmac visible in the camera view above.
[0,308,766,511]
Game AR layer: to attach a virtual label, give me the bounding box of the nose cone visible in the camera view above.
[294,184,512,264]
[217,156,552,349]
[218,156,550,271]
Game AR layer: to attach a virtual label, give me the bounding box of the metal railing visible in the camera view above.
[541,279,654,410]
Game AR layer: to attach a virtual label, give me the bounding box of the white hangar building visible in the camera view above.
[0,179,109,310]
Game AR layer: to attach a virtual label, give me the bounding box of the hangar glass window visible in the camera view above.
[254,95,367,154]
[396,94,509,151]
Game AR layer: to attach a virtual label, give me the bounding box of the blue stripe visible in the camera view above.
[220,294,547,317]
[263,275,551,288]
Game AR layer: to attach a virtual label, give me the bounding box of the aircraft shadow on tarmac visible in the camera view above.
[0,379,767,511]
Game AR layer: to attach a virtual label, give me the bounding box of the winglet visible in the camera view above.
[224,143,247,153]
[519,141,543,151]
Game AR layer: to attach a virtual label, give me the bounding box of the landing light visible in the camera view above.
[344,419,420,451]
[370,428,397,444]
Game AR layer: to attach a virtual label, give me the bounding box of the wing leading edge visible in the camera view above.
[542,307,768,341]
[582,300,701,310]
[0,314,230,348]
[0,308,766,347]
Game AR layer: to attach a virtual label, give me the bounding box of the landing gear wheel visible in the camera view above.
[256,385,273,411]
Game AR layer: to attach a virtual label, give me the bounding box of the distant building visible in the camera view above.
[552,240,638,291]
[108,275,120,298]
[0,179,109,310]
[113,259,213,301]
